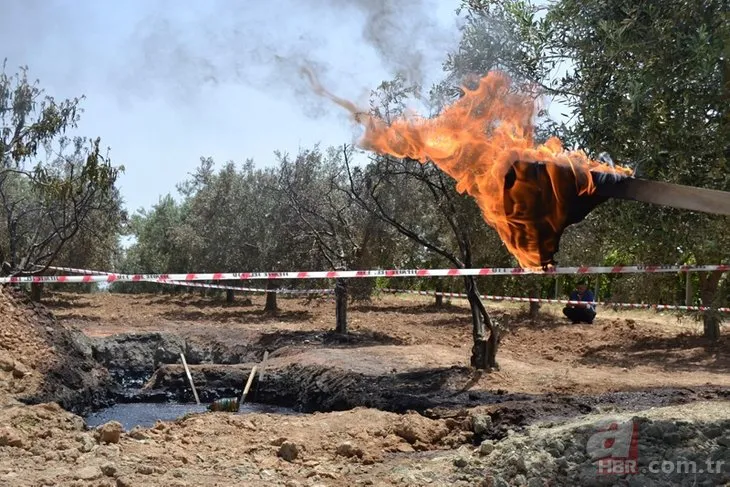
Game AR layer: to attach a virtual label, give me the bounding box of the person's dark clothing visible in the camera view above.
[563,289,596,324]
[563,306,596,324]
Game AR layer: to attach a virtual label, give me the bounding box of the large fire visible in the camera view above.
[304,69,633,268]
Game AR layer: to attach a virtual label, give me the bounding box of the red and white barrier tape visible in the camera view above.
[3,263,728,284]
[381,288,730,313]
[38,266,333,295]
[19,266,729,312]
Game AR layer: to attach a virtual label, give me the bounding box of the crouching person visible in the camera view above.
[562,280,596,324]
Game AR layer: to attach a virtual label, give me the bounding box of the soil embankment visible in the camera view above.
[0,288,113,414]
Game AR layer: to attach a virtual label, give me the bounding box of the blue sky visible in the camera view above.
[2,0,467,214]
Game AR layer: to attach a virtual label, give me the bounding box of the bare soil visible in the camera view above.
[53,292,730,395]
[0,288,728,486]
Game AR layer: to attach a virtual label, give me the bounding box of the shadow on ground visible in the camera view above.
[350,302,470,316]
[580,333,730,373]
[159,308,313,323]
[44,294,99,310]
[256,328,408,349]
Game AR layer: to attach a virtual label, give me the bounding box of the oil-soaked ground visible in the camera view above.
[84,402,296,430]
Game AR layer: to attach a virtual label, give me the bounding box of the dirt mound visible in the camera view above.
[0,287,112,414]
[465,401,730,486]
[0,403,468,486]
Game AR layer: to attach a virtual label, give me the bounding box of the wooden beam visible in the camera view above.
[596,178,730,216]
[180,353,200,405]
[238,366,258,411]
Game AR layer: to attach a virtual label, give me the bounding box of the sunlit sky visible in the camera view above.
[1,0,468,211]
[3,0,570,219]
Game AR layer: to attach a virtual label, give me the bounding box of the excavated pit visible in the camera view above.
[80,329,730,441]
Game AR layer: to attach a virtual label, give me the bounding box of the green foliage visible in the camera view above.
[0,62,123,276]
[457,0,728,309]
[110,1,727,316]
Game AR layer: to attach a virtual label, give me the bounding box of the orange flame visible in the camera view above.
[304,69,633,268]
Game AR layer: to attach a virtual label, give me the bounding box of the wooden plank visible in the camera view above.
[258,350,269,383]
[238,366,258,411]
[180,353,200,405]
[596,177,730,216]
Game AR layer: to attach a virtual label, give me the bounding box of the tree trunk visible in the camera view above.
[464,276,498,370]
[703,312,721,341]
[528,285,540,319]
[434,280,444,307]
[30,282,43,302]
[335,278,348,334]
[699,271,723,341]
[226,289,234,304]
[685,273,693,306]
[264,279,278,313]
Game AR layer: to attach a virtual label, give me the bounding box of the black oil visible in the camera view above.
[85,402,293,430]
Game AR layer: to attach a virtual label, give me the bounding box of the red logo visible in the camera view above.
[586,419,639,475]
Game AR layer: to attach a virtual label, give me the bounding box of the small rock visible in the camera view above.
[101,462,117,477]
[270,436,288,446]
[128,426,148,440]
[396,443,415,453]
[137,465,155,475]
[471,414,493,435]
[0,427,24,448]
[98,421,123,444]
[79,435,95,453]
[313,466,340,479]
[285,481,302,487]
[550,439,565,455]
[479,440,494,455]
[336,441,363,458]
[510,454,527,472]
[43,451,59,461]
[0,354,14,371]
[11,361,30,379]
[362,452,383,465]
[278,441,299,462]
[74,466,102,481]
[716,436,730,447]
[453,457,469,468]
[116,477,134,487]
[173,453,190,464]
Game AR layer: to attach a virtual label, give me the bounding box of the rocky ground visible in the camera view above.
[0,287,728,486]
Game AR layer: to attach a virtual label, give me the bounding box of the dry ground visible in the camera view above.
[51,291,730,394]
[0,289,728,486]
